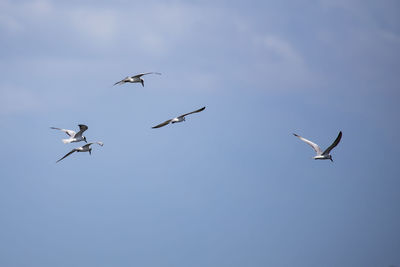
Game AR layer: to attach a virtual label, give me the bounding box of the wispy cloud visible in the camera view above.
[72,10,117,44]
[1,0,398,99]
[0,85,42,115]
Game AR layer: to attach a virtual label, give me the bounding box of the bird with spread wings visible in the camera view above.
[152,107,206,129]
[113,72,161,87]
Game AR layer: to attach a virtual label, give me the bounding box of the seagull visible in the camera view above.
[293,131,342,161]
[56,142,104,163]
[50,124,88,144]
[152,106,206,128]
[113,72,161,87]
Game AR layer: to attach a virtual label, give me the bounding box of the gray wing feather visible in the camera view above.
[83,142,104,149]
[132,72,161,78]
[50,127,76,137]
[56,149,77,163]
[152,119,172,129]
[179,106,206,118]
[293,133,323,155]
[322,131,342,155]
[75,124,88,137]
[113,77,129,86]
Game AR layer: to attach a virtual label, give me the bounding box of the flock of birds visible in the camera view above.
[51,72,342,163]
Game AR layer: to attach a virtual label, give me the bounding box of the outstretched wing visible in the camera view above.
[113,76,129,86]
[75,124,88,137]
[152,119,172,129]
[131,72,162,78]
[178,106,206,118]
[322,131,342,155]
[56,149,77,163]
[293,133,322,155]
[84,141,104,149]
[50,127,76,137]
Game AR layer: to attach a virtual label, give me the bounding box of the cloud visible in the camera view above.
[0,85,42,115]
[69,8,118,44]
[243,33,318,91]
[0,0,54,32]
[0,0,118,45]
[24,0,53,17]
[258,35,304,65]
[0,0,22,32]
[0,13,23,32]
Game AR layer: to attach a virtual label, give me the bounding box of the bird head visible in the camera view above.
[140,79,144,87]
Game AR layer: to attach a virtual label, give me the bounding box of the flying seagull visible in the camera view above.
[50,124,88,144]
[113,72,161,87]
[293,131,342,161]
[56,142,104,163]
[152,106,206,129]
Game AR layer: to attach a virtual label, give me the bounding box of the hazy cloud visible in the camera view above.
[0,85,42,115]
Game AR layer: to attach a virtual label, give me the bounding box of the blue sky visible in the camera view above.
[0,0,399,266]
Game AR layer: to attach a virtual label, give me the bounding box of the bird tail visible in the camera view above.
[62,138,71,144]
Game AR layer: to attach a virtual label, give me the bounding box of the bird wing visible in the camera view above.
[152,119,173,129]
[113,77,129,86]
[82,142,104,150]
[84,141,104,148]
[131,72,162,78]
[293,133,322,155]
[56,149,77,163]
[322,131,342,155]
[50,127,76,137]
[75,124,88,137]
[178,106,206,118]
[95,141,104,146]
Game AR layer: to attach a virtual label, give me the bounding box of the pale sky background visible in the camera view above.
[0,0,399,266]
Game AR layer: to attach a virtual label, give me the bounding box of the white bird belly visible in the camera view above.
[313,155,329,160]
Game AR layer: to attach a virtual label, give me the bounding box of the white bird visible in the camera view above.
[56,142,104,163]
[50,124,88,144]
[293,131,342,161]
[152,107,206,129]
[113,72,161,87]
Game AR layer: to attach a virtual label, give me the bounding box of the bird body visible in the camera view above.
[171,117,185,123]
[62,137,85,144]
[51,124,88,144]
[293,131,342,161]
[313,155,332,160]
